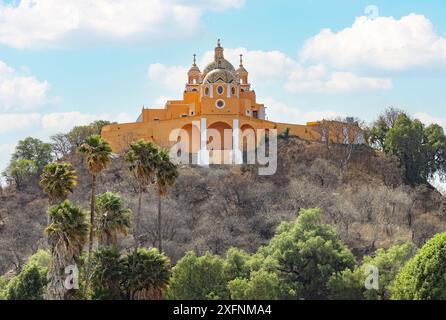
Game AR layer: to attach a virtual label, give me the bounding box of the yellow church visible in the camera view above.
[101,40,361,161]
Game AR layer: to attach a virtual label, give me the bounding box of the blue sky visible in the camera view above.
[0,0,446,184]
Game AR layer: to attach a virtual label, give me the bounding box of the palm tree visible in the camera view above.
[95,192,132,247]
[155,149,178,252]
[40,162,77,225]
[45,200,89,300]
[121,248,171,300]
[78,134,112,294]
[124,140,159,248]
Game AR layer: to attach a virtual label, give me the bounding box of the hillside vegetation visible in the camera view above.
[1,108,446,300]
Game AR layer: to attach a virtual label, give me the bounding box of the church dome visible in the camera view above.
[188,64,201,75]
[203,69,235,84]
[203,59,236,77]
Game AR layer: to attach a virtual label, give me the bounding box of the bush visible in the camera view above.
[391,232,446,299]
[166,251,229,300]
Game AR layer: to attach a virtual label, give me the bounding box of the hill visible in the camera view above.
[0,137,445,274]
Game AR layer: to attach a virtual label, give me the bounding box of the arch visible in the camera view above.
[179,123,200,154]
[240,124,256,152]
[207,121,233,165]
[207,122,233,151]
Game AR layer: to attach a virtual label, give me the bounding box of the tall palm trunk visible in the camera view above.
[134,184,143,248]
[157,192,162,252]
[83,174,96,296]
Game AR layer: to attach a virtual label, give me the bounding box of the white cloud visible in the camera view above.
[41,112,110,131]
[0,0,245,49]
[0,61,50,111]
[149,47,390,94]
[300,14,446,71]
[261,97,343,124]
[285,71,392,93]
[147,63,188,92]
[0,112,41,133]
[413,112,446,128]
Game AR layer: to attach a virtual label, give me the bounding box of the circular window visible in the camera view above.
[216,99,225,109]
[217,86,224,95]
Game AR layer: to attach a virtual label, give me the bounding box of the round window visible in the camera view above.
[217,86,224,95]
[216,99,225,109]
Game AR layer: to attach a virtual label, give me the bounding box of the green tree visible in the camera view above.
[385,114,428,184]
[259,208,356,300]
[4,263,47,300]
[40,162,77,205]
[328,242,415,300]
[121,248,171,300]
[367,107,403,150]
[155,149,178,252]
[45,201,89,300]
[3,159,37,190]
[125,140,159,248]
[2,250,50,300]
[228,270,282,300]
[12,137,53,172]
[95,192,132,247]
[79,134,112,293]
[90,247,123,300]
[166,251,229,300]
[391,232,446,300]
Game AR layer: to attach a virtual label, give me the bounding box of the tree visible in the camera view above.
[385,114,427,184]
[367,107,404,150]
[228,270,282,300]
[4,263,47,300]
[3,159,37,190]
[155,149,178,252]
[125,140,159,248]
[328,242,415,300]
[166,251,229,300]
[121,248,171,300]
[2,250,50,300]
[45,201,89,300]
[368,111,446,184]
[259,208,356,299]
[50,133,72,160]
[12,137,53,172]
[90,247,123,300]
[79,135,112,293]
[95,192,132,247]
[391,232,446,300]
[40,162,77,205]
[67,125,98,149]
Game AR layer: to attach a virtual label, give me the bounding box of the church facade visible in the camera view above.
[101,40,360,158]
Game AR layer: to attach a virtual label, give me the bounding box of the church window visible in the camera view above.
[205,87,209,96]
[216,99,225,109]
[231,87,236,95]
[217,86,224,95]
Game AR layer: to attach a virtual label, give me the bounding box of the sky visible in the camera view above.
[0,0,446,187]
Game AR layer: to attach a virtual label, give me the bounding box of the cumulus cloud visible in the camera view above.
[261,97,343,124]
[150,46,392,94]
[300,14,446,71]
[0,113,41,133]
[0,61,50,111]
[413,112,446,128]
[41,111,136,131]
[286,70,392,93]
[147,63,188,92]
[0,0,245,49]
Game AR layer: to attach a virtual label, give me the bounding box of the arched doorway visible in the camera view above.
[240,124,256,164]
[207,121,232,164]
